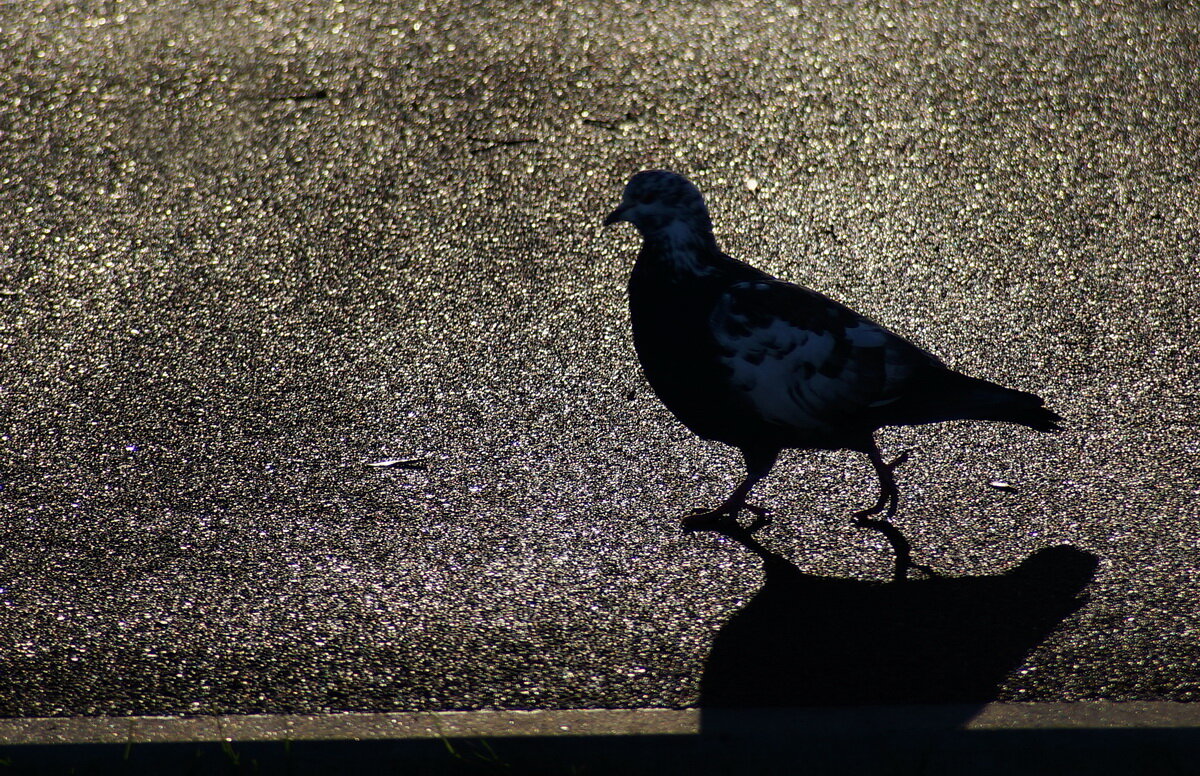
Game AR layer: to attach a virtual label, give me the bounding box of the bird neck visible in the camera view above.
[637,217,722,276]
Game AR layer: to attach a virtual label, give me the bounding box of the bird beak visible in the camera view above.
[603,202,630,226]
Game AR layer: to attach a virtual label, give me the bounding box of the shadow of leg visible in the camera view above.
[852,514,939,582]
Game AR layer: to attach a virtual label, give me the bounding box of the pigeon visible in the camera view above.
[603,170,1061,574]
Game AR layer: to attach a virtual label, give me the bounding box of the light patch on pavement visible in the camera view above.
[4,704,1200,746]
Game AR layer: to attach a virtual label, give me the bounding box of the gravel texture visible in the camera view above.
[0,0,1197,715]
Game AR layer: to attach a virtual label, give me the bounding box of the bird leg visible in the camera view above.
[682,448,778,534]
[852,447,910,522]
[852,443,937,582]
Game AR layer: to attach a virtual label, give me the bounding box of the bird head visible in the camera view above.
[603,170,712,235]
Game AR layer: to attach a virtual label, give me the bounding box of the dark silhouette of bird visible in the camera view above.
[603,170,1061,576]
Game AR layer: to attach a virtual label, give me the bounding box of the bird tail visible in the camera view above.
[887,369,1063,432]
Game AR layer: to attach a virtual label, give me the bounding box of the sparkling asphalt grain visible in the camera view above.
[0,1,1198,717]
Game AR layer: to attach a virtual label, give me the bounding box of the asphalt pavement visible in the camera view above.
[1,0,1199,721]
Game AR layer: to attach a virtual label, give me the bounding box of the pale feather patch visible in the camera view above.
[714,302,841,429]
[711,285,930,432]
[656,217,717,276]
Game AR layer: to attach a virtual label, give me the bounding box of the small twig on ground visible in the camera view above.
[467,136,539,154]
[366,457,429,470]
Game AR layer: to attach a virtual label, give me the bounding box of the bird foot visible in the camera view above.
[682,503,772,534]
[887,449,912,471]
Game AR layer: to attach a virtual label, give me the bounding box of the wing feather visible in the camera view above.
[711,280,942,434]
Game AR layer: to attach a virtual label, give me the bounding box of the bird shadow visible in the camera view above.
[698,525,1099,709]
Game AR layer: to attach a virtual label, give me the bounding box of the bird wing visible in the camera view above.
[711,279,944,434]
